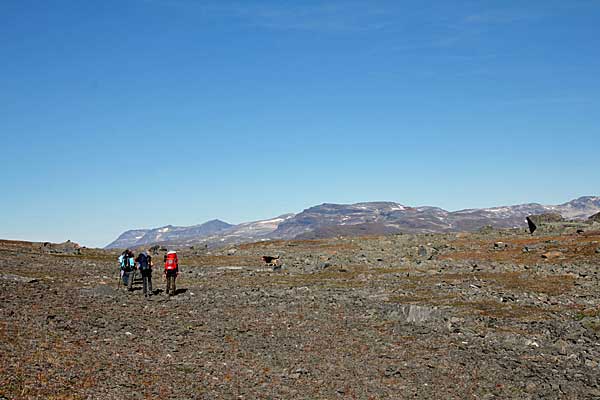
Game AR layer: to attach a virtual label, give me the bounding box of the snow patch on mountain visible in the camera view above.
[106,196,599,249]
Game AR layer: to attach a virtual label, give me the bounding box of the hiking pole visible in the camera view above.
[116,267,121,290]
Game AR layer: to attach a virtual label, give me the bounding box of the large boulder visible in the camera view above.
[526,213,564,234]
[40,240,82,255]
[588,212,600,223]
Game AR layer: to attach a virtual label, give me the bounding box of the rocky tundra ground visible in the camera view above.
[1,228,600,399]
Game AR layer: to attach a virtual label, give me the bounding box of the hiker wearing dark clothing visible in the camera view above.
[136,251,153,297]
[164,251,178,296]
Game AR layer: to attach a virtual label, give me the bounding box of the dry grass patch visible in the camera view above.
[440,234,600,265]
[238,238,359,252]
[481,272,575,296]
[271,272,366,289]
[182,255,261,267]
[450,300,550,320]
[388,294,460,304]
[407,271,575,296]
[268,265,381,288]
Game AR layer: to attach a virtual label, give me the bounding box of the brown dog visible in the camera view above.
[262,255,280,267]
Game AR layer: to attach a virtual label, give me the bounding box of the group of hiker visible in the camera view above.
[118,249,179,297]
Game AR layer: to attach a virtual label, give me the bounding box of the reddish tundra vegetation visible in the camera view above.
[1,228,600,399]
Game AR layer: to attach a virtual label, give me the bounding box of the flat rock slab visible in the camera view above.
[215,266,273,272]
[0,273,38,283]
[387,304,444,324]
[542,251,563,259]
[80,285,119,297]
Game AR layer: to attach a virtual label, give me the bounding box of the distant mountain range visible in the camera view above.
[105,220,233,249]
[105,196,600,249]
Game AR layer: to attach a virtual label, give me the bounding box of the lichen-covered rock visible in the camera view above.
[526,213,564,233]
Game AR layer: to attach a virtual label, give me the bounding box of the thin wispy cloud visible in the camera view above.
[463,1,600,26]
[141,0,600,66]
[464,13,528,25]
[143,0,402,32]
[496,96,590,106]
[143,0,600,35]
[382,1,598,55]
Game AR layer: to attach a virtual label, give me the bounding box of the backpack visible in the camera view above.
[138,253,150,270]
[118,254,126,269]
[165,251,178,271]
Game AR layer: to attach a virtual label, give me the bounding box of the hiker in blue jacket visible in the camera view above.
[126,251,136,291]
[119,249,134,286]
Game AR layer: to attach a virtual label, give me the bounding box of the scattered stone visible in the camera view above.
[388,305,442,324]
[500,294,516,302]
[525,382,537,393]
[3,227,600,399]
[585,359,598,368]
[384,366,402,377]
[0,273,38,283]
[541,251,563,259]
[554,340,568,355]
[81,285,117,297]
[479,225,494,234]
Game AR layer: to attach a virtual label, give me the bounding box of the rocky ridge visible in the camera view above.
[108,219,233,249]
[107,196,600,249]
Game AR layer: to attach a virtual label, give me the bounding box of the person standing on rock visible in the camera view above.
[164,250,179,296]
[136,250,153,297]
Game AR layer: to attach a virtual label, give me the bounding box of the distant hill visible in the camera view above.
[294,222,402,240]
[105,219,233,249]
[105,196,600,249]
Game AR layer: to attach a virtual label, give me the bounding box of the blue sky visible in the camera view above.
[1,0,599,247]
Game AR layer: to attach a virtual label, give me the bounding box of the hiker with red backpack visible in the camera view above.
[164,251,179,296]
